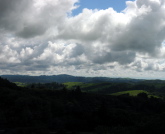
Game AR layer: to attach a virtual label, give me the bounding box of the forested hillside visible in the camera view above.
[1,74,142,83]
[1,77,165,134]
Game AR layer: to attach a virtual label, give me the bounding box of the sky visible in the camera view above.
[1,0,165,79]
[72,0,134,15]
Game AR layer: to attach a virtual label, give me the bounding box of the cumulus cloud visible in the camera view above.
[0,0,78,38]
[1,0,165,78]
[112,0,165,56]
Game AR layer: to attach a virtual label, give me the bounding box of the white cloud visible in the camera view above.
[1,0,165,78]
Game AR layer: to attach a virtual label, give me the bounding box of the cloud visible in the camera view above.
[111,0,165,56]
[0,0,33,31]
[0,0,78,38]
[1,0,165,78]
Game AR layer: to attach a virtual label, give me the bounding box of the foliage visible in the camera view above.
[111,90,148,96]
[1,77,165,133]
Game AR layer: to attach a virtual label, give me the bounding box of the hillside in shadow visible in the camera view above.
[0,77,165,133]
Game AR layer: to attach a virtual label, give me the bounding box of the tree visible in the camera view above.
[137,92,148,99]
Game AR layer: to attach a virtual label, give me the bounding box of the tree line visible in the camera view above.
[0,77,165,133]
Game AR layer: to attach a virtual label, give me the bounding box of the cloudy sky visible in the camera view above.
[1,0,165,79]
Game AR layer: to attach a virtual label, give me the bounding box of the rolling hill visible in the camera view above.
[1,74,143,83]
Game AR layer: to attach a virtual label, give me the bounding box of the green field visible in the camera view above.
[64,82,99,88]
[111,90,160,98]
[14,82,27,87]
[63,82,85,89]
[63,82,135,94]
[63,82,113,92]
[111,90,148,96]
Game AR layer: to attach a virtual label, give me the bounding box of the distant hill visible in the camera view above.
[1,74,143,84]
